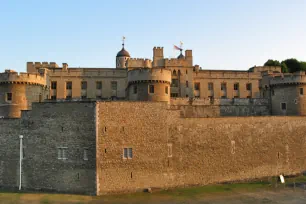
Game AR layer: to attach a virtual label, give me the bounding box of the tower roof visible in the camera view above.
[117,48,131,57]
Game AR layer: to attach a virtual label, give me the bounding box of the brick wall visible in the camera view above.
[97,102,306,194]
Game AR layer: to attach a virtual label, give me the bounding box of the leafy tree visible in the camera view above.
[281,58,301,73]
[300,61,306,71]
[281,62,289,73]
[264,59,281,67]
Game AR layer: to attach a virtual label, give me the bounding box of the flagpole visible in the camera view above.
[19,135,23,190]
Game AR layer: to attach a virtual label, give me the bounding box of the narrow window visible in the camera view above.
[208,82,213,91]
[194,83,200,91]
[221,83,227,91]
[81,95,87,99]
[51,81,57,89]
[6,93,12,101]
[123,148,133,159]
[149,85,154,94]
[83,148,88,161]
[51,95,57,100]
[165,86,168,94]
[81,81,87,90]
[57,147,67,160]
[66,96,72,100]
[167,144,172,157]
[96,81,102,90]
[171,79,178,87]
[111,81,117,90]
[66,81,72,90]
[221,96,227,99]
[234,83,239,91]
[186,70,188,74]
[300,88,303,95]
[281,102,287,111]
[271,89,275,96]
[186,81,189,88]
[171,93,178,97]
[246,83,252,91]
[133,85,137,94]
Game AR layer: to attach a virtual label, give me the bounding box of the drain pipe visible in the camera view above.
[19,135,23,190]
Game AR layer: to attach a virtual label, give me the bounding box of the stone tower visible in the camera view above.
[0,69,49,118]
[127,68,171,103]
[116,39,131,69]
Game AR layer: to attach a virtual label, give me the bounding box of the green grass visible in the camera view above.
[0,176,304,204]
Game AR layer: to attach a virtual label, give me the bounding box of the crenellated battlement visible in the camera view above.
[127,58,152,68]
[0,70,47,86]
[127,68,171,84]
[164,58,188,67]
[270,71,306,86]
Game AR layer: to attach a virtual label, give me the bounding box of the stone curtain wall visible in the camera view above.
[97,102,306,194]
[0,119,20,189]
[170,98,270,117]
[0,102,97,194]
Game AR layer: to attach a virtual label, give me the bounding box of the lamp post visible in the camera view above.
[19,135,23,190]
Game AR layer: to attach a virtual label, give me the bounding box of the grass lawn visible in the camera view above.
[0,176,304,204]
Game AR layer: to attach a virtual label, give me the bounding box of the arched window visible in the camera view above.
[173,70,177,76]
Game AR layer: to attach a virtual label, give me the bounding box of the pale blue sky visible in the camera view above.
[0,0,305,72]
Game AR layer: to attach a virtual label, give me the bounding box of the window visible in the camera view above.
[208,83,213,90]
[186,81,189,88]
[194,83,200,91]
[221,83,227,91]
[221,96,227,99]
[81,81,87,90]
[51,95,56,100]
[165,86,168,94]
[81,95,87,99]
[111,81,117,90]
[171,79,178,87]
[51,81,57,89]
[234,83,239,91]
[246,83,252,91]
[149,85,154,93]
[123,148,133,159]
[66,96,72,100]
[247,96,251,98]
[300,88,303,95]
[234,96,239,98]
[6,93,12,101]
[133,85,137,94]
[83,148,88,161]
[171,93,178,97]
[66,81,72,90]
[186,70,188,74]
[281,102,287,111]
[57,147,67,160]
[271,89,275,96]
[96,81,102,90]
[167,144,172,157]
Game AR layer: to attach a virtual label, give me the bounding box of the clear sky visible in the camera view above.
[0,0,305,72]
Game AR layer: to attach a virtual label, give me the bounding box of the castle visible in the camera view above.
[1,43,306,195]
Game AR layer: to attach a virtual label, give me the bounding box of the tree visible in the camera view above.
[300,61,306,71]
[281,58,301,73]
[281,62,289,73]
[264,59,281,67]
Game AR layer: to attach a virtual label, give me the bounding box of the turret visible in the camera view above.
[116,38,131,69]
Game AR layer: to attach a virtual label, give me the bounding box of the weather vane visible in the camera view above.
[122,36,126,47]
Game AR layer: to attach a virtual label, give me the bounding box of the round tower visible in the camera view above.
[127,68,171,103]
[0,69,48,118]
[116,38,130,69]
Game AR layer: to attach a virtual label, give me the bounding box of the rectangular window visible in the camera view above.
[247,96,251,98]
[51,81,57,89]
[234,83,239,91]
[208,83,213,90]
[171,79,178,87]
[51,95,57,100]
[149,85,154,93]
[83,148,88,161]
[171,93,178,97]
[300,88,303,95]
[221,83,227,91]
[234,96,239,98]
[167,143,172,157]
[271,89,275,96]
[66,81,72,90]
[123,148,133,159]
[66,96,72,100]
[81,81,87,90]
[186,81,189,88]
[246,83,252,91]
[111,81,117,90]
[281,102,287,110]
[194,83,200,91]
[221,96,227,99]
[133,85,137,94]
[81,95,87,99]
[6,93,12,101]
[96,81,102,90]
[57,147,67,160]
[165,86,168,94]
